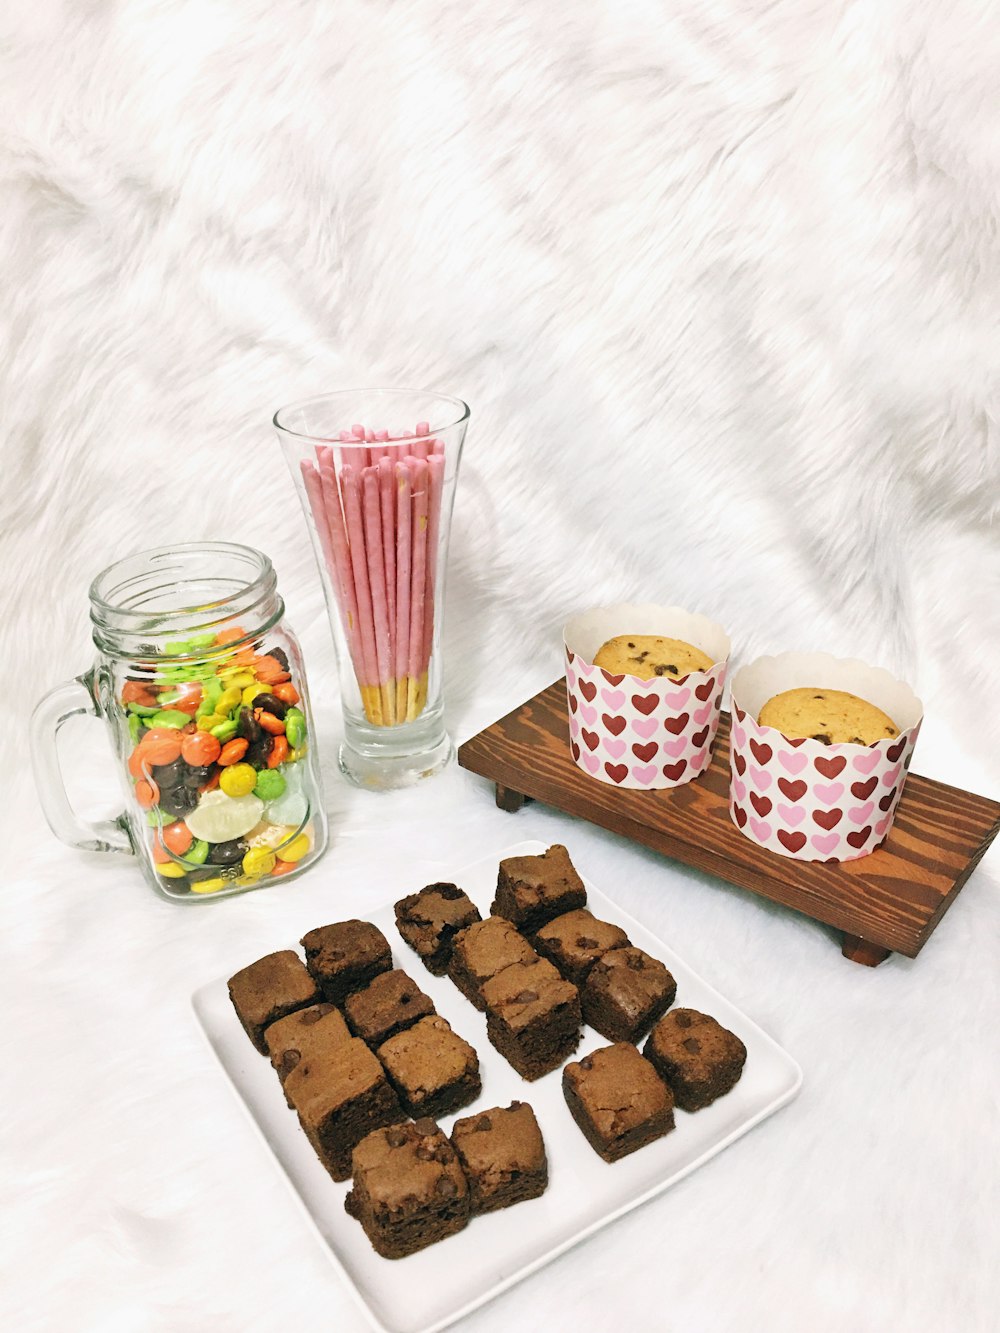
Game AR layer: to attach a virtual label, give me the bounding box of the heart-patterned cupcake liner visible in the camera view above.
[564,603,731,790]
[728,652,924,862]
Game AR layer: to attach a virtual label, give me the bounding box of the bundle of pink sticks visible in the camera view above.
[300,422,446,727]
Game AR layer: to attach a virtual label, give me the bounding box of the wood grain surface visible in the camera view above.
[458,680,1000,962]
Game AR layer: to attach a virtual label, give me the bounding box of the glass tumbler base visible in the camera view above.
[338,732,454,791]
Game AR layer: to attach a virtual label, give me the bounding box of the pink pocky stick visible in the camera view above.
[407,457,430,720]
[300,459,339,603]
[362,466,395,724]
[422,448,446,676]
[317,458,366,691]
[378,455,396,668]
[340,464,382,724]
[394,461,412,720]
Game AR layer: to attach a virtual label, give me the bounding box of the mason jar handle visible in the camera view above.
[31,675,133,855]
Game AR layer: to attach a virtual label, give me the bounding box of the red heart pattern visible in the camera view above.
[565,651,725,789]
[729,687,919,860]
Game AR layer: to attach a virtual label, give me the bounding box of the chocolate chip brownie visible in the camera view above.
[264,1003,352,1106]
[581,945,677,1044]
[643,1008,747,1111]
[532,908,630,986]
[300,919,393,1005]
[227,950,322,1054]
[481,956,581,1080]
[491,844,587,936]
[344,968,435,1048]
[394,882,482,976]
[451,1102,548,1214]
[562,1043,675,1162]
[377,1015,481,1120]
[447,916,539,1011]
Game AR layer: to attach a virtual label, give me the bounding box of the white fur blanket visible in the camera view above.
[3,1,999,1330]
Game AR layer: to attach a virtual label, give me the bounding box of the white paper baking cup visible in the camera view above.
[564,604,731,790]
[728,652,924,862]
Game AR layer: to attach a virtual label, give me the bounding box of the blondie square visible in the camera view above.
[227,950,321,1054]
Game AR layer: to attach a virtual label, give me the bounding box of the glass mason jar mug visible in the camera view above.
[31,542,327,901]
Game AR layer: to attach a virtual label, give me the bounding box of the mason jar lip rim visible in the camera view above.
[272,387,471,442]
[88,541,276,623]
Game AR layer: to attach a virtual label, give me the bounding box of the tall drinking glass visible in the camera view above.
[275,389,469,790]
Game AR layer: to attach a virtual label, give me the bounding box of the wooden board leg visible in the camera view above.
[841,934,892,967]
[495,784,526,813]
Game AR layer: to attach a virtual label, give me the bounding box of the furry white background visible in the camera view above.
[2,0,999,1330]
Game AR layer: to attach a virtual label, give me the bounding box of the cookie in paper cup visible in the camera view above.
[728,652,923,861]
[564,604,731,790]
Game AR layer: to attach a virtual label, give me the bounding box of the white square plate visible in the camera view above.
[192,840,802,1333]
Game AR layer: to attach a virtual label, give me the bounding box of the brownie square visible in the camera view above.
[451,1101,548,1214]
[582,946,677,1044]
[265,1003,353,1107]
[285,1036,404,1181]
[447,916,539,1011]
[491,843,587,935]
[481,956,581,1081]
[643,1008,747,1111]
[394,882,482,976]
[300,919,392,1005]
[344,968,435,1048]
[345,1119,471,1259]
[532,909,630,986]
[377,1015,481,1119]
[228,950,322,1054]
[562,1042,675,1163]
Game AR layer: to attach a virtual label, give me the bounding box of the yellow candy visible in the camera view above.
[190,876,228,894]
[220,763,257,797]
[242,846,277,878]
[217,686,242,715]
[278,833,310,863]
[158,862,187,879]
[229,671,257,689]
[198,713,226,732]
[242,684,266,706]
[288,745,307,762]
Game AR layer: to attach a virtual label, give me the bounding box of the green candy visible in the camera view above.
[210,718,239,742]
[151,709,192,729]
[188,632,217,650]
[127,713,143,746]
[145,809,165,828]
[284,708,307,749]
[182,839,210,866]
[127,702,161,718]
[253,769,286,802]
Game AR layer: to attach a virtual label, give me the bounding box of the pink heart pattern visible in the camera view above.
[728,684,921,862]
[565,650,727,789]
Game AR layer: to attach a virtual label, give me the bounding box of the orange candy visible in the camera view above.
[140,732,183,766]
[135,779,159,809]
[169,683,202,716]
[272,683,300,706]
[218,738,249,766]
[181,731,222,766]
[254,655,291,685]
[214,627,246,646]
[255,709,285,736]
[200,770,221,794]
[161,822,193,856]
[122,680,158,707]
[267,736,290,768]
[271,859,296,877]
[151,840,172,865]
[128,748,149,780]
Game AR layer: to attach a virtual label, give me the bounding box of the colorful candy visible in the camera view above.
[122,630,315,896]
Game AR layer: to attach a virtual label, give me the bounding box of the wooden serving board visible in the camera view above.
[458,680,1000,966]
